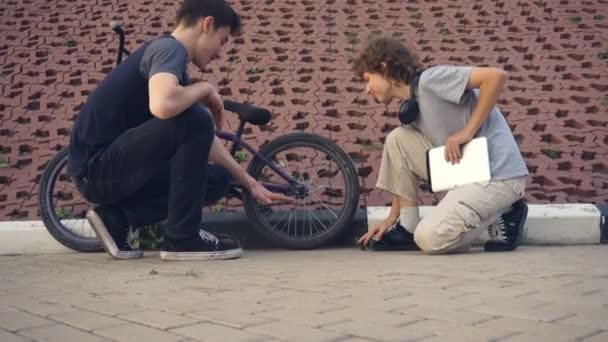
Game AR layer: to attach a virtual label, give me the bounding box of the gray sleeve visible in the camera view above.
[420,65,473,104]
[140,38,188,83]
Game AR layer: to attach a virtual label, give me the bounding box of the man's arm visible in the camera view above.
[209,136,249,189]
[461,67,508,138]
[209,136,293,205]
[148,73,214,120]
[444,67,508,164]
[357,195,400,247]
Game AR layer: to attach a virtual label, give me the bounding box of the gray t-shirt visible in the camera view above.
[140,36,190,84]
[414,65,529,181]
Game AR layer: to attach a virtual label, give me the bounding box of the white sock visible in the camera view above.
[399,207,420,234]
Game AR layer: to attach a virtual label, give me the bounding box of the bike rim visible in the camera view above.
[253,144,353,240]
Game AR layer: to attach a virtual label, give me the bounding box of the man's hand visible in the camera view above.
[357,220,391,248]
[202,85,225,132]
[444,129,473,164]
[247,178,295,205]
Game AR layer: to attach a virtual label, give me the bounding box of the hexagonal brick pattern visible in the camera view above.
[1,0,607,219]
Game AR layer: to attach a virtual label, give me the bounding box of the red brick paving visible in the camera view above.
[1,0,607,219]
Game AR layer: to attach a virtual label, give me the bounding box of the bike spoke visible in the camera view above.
[270,207,293,232]
[308,191,339,218]
[306,156,332,188]
[306,207,329,232]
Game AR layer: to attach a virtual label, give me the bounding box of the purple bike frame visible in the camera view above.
[216,131,302,194]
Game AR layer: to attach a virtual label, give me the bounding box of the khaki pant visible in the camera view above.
[376,126,526,254]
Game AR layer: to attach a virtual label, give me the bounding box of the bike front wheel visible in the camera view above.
[243,133,360,249]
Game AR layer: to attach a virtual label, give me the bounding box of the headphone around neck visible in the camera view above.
[398,71,423,125]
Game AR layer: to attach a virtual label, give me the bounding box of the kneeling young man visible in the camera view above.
[354,37,529,254]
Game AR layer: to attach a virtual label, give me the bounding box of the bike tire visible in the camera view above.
[38,148,103,252]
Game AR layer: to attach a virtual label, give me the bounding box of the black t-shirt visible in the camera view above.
[67,36,191,177]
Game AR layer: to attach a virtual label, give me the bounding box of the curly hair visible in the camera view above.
[353,37,423,84]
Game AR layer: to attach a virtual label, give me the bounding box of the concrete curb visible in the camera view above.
[0,204,605,255]
[598,204,608,244]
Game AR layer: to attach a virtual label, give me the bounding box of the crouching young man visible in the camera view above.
[68,0,291,261]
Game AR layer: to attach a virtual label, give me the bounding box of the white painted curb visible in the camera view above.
[0,204,605,255]
[0,221,75,255]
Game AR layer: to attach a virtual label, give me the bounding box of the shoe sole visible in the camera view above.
[86,210,143,260]
[369,240,419,251]
[371,244,420,251]
[160,248,244,261]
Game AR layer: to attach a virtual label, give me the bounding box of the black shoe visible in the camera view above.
[485,199,528,252]
[86,205,143,259]
[160,229,244,261]
[369,222,419,251]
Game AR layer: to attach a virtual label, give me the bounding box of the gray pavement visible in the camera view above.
[0,246,607,342]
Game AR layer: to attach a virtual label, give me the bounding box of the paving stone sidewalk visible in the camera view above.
[0,246,607,342]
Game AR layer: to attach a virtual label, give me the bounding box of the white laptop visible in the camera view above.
[426,137,491,193]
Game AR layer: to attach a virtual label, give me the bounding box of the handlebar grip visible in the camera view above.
[110,21,124,35]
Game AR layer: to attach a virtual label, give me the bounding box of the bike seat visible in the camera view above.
[223,100,271,126]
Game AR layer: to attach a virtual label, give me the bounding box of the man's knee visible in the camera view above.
[384,126,425,162]
[413,222,463,255]
[170,106,215,142]
[385,126,412,149]
[414,225,441,254]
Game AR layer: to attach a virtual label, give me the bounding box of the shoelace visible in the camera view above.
[487,216,507,242]
[385,221,400,233]
[199,229,220,244]
[126,226,140,250]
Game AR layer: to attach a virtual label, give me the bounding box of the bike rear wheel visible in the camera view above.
[38,148,102,252]
[243,133,360,249]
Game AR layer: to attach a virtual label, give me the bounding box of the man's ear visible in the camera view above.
[378,62,399,84]
[200,16,215,33]
[379,62,390,78]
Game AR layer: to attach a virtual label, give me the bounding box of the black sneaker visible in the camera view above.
[160,229,244,261]
[369,221,419,251]
[86,205,143,259]
[484,199,528,252]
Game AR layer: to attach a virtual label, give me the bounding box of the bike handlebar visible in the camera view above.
[110,21,129,65]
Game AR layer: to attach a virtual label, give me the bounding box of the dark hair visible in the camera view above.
[176,0,241,35]
[353,37,423,84]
